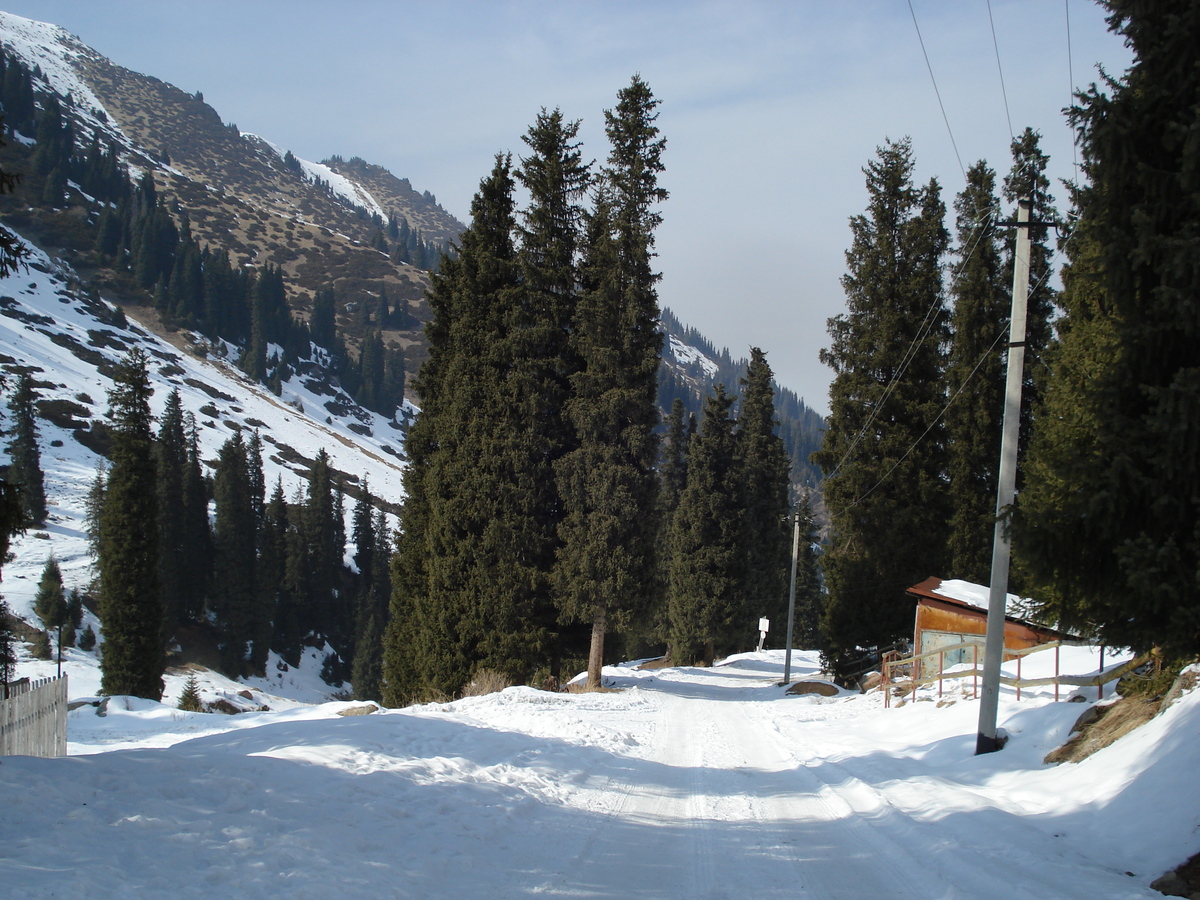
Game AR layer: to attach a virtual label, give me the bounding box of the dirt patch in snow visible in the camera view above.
[1044,697,1161,765]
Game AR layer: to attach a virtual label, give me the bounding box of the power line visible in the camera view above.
[1065,0,1080,181]
[986,0,1015,141]
[823,206,998,486]
[907,0,965,180]
[839,225,1070,515]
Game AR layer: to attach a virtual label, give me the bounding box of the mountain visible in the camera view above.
[659,308,825,487]
[0,10,463,384]
[0,12,824,471]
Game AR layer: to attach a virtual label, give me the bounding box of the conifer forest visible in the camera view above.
[2,0,1197,709]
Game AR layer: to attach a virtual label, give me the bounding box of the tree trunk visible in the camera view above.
[587,603,607,689]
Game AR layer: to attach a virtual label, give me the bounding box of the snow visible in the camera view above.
[1,648,1195,898]
[0,12,127,143]
[668,333,719,378]
[935,577,1031,618]
[249,134,388,222]
[0,237,407,636]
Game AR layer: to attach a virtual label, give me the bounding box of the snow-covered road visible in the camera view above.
[2,650,1195,899]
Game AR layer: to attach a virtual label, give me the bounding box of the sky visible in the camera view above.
[1,1,1134,413]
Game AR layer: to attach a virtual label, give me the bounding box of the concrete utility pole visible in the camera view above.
[781,500,802,685]
[976,196,1032,755]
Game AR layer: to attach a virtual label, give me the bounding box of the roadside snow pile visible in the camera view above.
[2,649,1196,899]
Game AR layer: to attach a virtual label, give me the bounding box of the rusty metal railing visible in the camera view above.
[880,641,1150,709]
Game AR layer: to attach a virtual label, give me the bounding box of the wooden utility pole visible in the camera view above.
[976,196,1032,755]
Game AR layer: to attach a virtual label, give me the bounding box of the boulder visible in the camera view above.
[785,680,839,697]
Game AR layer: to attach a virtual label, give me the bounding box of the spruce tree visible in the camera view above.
[735,348,792,646]
[1003,128,1058,473]
[6,373,47,526]
[65,589,82,648]
[1017,1,1200,655]
[178,672,204,712]
[812,139,950,678]
[0,597,16,690]
[212,432,259,675]
[33,556,67,656]
[155,389,189,640]
[301,449,344,647]
[945,161,1006,584]
[179,413,210,621]
[385,156,537,701]
[263,479,300,665]
[667,384,744,665]
[660,398,691,517]
[555,76,666,689]
[98,349,164,699]
[310,287,337,352]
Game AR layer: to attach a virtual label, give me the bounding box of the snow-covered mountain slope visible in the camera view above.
[4,648,1196,899]
[0,237,409,634]
[0,9,461,385]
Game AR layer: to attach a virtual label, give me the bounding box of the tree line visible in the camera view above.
[381,76,814,703]
[813,0,1199,677]
[0,42,407,420]
[77,354,394,699]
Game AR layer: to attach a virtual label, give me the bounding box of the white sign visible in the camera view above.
[759,617,770,633]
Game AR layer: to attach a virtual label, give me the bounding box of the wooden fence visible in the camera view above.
[880,641,1150,709]
[0,676,68,757]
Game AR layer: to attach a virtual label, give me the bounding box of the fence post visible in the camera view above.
[1055,644,1060,702]
[973,644,978,699]
[1016,654,1022,702]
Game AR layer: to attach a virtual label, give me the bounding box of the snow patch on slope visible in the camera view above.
[668,333,718,378]
[249,134,387,221]
[0,11,123,141]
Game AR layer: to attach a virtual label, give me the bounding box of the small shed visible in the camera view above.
[907,577,1066,678]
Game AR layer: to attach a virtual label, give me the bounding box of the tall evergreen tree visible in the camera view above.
[6,373,47,526]
[667,384,744,665]
[1017,1,1200,656]
[735,348,792,645]
[555,76,666,689]
[263,479,300,665]
[178,413,210,622]
[310,287,337,352]
[1003,128,1059,470]
[300,449,345,646]
[812,139,950,678]
[385,155,544,701]
[155,389,189,639]
[945,161,1006,584]
[659,398,691,518]
[98,349,163,699]
[212,432,260,675]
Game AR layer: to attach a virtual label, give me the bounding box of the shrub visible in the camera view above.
[461,668,511,698]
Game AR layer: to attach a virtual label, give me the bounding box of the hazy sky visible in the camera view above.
[4,1,1133,413]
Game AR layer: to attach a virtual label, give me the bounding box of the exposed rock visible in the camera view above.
[786,680,838,697]
[336,704,379,717]
[1160,667,1199,713]
[1044,697,1160,765]
[1150,870,1189,897]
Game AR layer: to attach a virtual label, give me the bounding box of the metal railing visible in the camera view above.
[0,676,68,757]
[880,641,1150,709]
